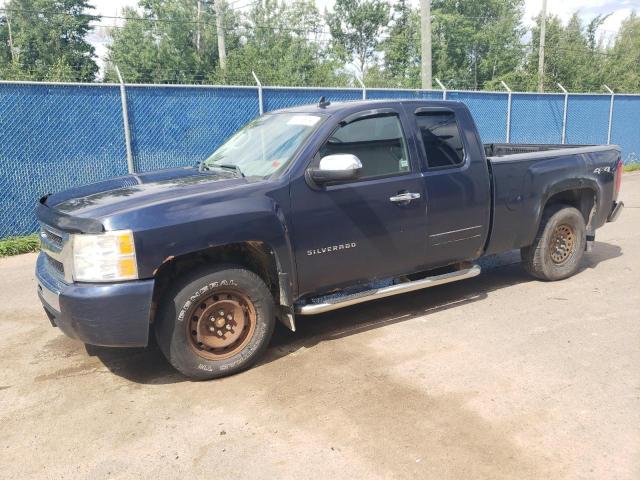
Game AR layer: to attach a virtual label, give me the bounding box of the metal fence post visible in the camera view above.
[435,78,447,100]
[501,81,512,143]
[252,71,264,115]
[604,85,614,144]
[356,76,366,100]
[115,65,135,174]
[557,83,569,144]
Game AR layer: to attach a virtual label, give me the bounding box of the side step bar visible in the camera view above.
[295,264,481,315]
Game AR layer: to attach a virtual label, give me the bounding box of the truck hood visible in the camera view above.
[46,167,248,219]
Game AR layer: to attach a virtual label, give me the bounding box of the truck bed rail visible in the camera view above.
[484,143,585,157]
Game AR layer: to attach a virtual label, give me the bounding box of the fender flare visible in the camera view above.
[532,177,599,238]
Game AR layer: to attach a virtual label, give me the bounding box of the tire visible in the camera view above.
[155,265,275,380]
[521,204,586,281]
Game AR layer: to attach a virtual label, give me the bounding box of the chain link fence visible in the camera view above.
[0,82,127,237]
[447,91,510,143]
[126,85,260,172]
[611,95,640,166]
[566,95,611,145]
[510,94,565,144]
[1,80,639,238]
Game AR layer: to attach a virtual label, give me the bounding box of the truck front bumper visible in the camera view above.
[607,201,624,223]
[35,253,155,347]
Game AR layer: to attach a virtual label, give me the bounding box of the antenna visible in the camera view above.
[318,96,331,108]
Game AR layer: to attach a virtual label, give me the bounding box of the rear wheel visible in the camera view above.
[521,205,586,281]
[155,266,275,379]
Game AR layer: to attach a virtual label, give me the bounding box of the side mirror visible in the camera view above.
[307,154,362,184]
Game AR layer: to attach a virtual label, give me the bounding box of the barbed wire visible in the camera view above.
[2,62,626,93]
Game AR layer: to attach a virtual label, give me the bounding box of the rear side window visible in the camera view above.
[415,111,465,168]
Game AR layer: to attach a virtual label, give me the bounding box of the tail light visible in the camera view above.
[614,158,623,199]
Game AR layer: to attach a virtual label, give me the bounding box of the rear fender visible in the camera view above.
[528,178,599,245]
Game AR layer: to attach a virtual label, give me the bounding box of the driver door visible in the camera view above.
[289,109,429,298]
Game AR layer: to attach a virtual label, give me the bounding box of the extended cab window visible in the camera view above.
[319,114,410,179]
[416,111,465,168]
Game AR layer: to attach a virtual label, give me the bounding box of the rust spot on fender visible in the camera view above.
[152,255,176,275]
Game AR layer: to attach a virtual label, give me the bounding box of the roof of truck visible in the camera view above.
[271,99,464,116]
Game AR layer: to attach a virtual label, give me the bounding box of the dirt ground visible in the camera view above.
[1,174,639,480]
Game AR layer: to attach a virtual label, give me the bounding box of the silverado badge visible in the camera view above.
[307,242,357,256]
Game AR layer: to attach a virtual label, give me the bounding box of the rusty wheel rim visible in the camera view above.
[549,224,576,265]
[186,289,257,361]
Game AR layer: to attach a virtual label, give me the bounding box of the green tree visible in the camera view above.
[215,0,344,86]
[522,13,612,92]
[605,12,640,92]
[326,0,390,79]
[0,0,97,81]
[105,0,240,84]
[377,0,525,90]
[430,0,525,90]
[376,0,420,87]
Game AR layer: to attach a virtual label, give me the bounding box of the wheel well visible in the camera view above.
[544,188,595,226]
[151,242,280,320]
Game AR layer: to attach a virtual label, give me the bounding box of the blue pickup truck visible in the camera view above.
[36,99,624,379]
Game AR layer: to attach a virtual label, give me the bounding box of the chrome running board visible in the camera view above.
[295,264,481,315]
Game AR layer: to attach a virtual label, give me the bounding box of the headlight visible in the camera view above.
[71,230,138,282]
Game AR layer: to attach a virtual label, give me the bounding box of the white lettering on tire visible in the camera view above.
[177,280,238,322]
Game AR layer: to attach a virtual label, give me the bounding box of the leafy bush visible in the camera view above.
[0,234,40,257]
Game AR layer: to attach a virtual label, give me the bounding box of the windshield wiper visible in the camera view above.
[211,163,245,178]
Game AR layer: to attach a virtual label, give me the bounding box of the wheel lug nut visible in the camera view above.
[225,324,232,330]
[218,310,225,316]
[226,314,233,321]
[217,330,223,336]
[209,326,215,332]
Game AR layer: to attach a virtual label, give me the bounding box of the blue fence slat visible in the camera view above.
[126,86,259,172]
[263,88,361,111]
[611,95,640,165]
[565,95,610,145]
[366,89,443,100]
[447,91,508,143]
[0,84,126,237]
[1,82,639,238]
[510,93,564,143]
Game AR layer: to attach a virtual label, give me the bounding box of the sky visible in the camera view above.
[521,0,637,42]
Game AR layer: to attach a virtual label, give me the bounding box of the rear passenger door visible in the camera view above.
[290,108,429,298]
[410,106,491,267]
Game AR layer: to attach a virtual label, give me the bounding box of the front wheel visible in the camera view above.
[155,266,275,379]
[521,205,586,281]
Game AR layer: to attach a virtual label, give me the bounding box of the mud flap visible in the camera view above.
[277,272,296,331]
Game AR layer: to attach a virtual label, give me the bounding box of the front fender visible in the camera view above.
[110,194,296,295]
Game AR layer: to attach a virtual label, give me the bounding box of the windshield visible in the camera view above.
[202,113,323,178]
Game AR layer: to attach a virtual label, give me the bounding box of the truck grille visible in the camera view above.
[41,227,64,250]
[45,255,65,276]
[39,224,69,282]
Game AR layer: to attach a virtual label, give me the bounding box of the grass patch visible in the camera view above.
[623,163,640,173]
[0,234,40,257]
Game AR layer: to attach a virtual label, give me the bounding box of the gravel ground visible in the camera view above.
[0,174,638,480]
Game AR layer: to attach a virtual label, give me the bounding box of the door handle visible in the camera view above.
[389,192,421,204]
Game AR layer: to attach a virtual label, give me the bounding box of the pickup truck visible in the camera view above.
[35,99,624,379]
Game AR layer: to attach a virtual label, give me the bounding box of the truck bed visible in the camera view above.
[484,144,621,255]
